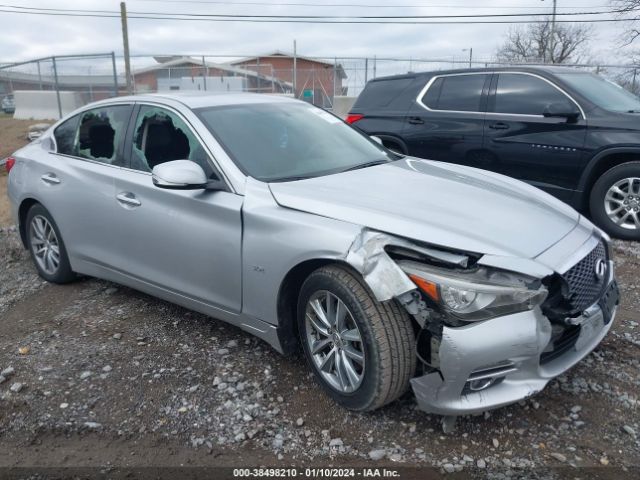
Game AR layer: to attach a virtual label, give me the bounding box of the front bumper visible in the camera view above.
[410,265,617,416]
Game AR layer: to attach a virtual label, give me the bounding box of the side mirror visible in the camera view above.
[152,160,207,190]
[543,102,580,120]
[370,135,384,145]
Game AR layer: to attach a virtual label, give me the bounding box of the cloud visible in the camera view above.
[0,0,632,69]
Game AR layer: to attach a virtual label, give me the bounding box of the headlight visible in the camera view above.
[399,260,547,323]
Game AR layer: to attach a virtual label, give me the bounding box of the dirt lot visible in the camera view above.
[0,114,40,226]
[0,118,638,479]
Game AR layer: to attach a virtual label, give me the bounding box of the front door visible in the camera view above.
[483,72,587,202]
[111,104,243,313]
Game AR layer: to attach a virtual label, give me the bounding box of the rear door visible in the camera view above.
[483,72,587,201]
[110,103,243,313]
[43,103,133,270]
[402,72,490,165]
[348,76,419,147]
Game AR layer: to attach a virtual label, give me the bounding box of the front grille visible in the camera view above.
[562,241,608,313]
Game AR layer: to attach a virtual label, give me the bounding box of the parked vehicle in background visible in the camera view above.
[348,67,640,240]
[6,93,618,417]
[1,94,15,114]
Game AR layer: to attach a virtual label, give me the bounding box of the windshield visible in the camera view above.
[556,72,640,113]
[196,102,394,181]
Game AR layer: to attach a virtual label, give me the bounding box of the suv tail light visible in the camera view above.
[346,114,364,125]
[4,156,15,173]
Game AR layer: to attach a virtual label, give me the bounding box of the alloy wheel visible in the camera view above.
[604,177,640,230]
[30,215,61,275]
[304,290,365,393]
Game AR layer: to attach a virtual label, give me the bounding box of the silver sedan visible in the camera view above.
[6,93,619,416]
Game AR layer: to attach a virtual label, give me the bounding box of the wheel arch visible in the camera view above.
[373,134,409,154]
[578,148,640,209]
[17,197,41,248]
[275,258,357,356]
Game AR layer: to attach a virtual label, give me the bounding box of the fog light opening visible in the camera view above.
[468,378,495,391]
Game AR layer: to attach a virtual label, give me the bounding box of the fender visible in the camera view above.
[577,146,640,192]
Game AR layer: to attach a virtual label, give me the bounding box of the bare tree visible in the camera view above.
[496,19,593,64]
[611,1,640,44]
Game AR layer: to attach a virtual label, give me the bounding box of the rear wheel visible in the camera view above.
[25,204,76,283]
[590,162,640,240]
[297,265,416,411]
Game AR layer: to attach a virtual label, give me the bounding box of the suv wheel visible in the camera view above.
[590,162,640,240]
[25,204,76,283]
[297,265,416,411]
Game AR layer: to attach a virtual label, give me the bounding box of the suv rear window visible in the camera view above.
[353,77,416,109]
[422,74,488,112]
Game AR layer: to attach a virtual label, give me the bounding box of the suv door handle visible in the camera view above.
[408,116,424,125]
[40,173,60,185]
[116,192,141,208]
[489,122,509,130]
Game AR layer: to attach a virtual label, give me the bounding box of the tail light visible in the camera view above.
[5,156,15,173]
[346,114,364,125]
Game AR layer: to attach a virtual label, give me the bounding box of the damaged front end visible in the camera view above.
[344,228,618,417]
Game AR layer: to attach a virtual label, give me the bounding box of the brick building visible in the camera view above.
[132,56,293,95]
[230,51,347,107]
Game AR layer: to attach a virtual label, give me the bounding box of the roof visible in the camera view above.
[132,56,293,88]
[371,65,589,82]
[95,92,300,109]
[229,51,347,79]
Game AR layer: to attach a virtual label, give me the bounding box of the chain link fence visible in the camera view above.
[0,53,119,119]
[1,52,639,120]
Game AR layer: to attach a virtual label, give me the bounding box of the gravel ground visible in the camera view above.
[0,224,639,479]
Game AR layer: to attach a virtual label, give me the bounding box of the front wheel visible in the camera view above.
[297,265,416,411]
[590,162,640,240]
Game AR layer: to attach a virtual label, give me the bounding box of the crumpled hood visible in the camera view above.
[268,158,580,258]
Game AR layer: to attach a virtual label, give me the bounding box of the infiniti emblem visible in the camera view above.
[594,258,606,281]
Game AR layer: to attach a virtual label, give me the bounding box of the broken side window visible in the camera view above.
[74,105,132,166]
[130,105,214,178]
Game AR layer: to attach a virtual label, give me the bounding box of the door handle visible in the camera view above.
[116,192,141,208]
[408,117,424,125]
[489,122,509,130]
[40,173,60,185]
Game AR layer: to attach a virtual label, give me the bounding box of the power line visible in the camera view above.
[0,5,635,24]
[128,0,615,9]
[0,3,633,20]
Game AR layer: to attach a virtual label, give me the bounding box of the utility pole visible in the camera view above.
[547,0,558,63]
[120,2,132,94]
[293,40,297,98]
[463,48,473,68]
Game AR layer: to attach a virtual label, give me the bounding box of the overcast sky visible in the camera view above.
[0,0,635,67]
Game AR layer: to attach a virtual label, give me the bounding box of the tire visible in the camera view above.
[25,204,76,283]
[590,161,640,240]
[297,264,416,411]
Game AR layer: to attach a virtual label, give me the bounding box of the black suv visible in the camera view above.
[348,66,640,240]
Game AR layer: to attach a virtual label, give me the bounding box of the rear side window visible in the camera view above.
[53,115,79,155]
[353,77,415,109]
[74,105,132,166]
[494,73,574,115]
[422,74,488,112]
